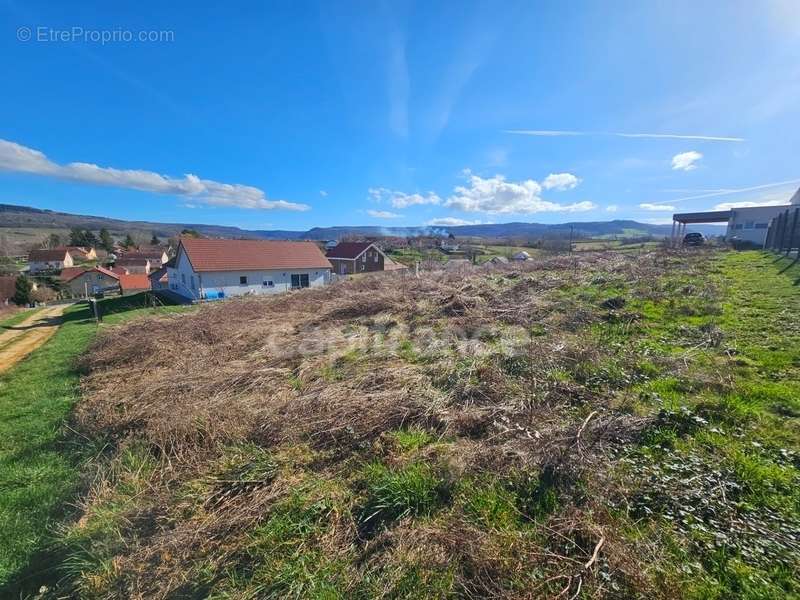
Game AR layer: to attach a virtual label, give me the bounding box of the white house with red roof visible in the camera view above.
[167,238,332,301]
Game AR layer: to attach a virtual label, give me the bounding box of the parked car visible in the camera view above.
[683,232,705,246]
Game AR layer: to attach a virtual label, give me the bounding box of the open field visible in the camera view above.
[572,239,662,253]
[0,294,192,592]
[2,250,799,599]
[388,244,543,267]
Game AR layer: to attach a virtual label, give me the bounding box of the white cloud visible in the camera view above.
[605,204,618,212]
[425,217,484,226]
[368,187,441,208]
[0,139,309,211]
[542,172,581,191]
[367,209,403,219]
[505,130,744,142]
[444,170,595,214]
[671,151,703,171]
[712,199,788,210]
[319,190,328,197]
[639,203,676,211]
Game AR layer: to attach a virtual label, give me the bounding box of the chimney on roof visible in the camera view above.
[791,186,800,205]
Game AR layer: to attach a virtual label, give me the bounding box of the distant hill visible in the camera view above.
[0,203,256,239]
[0,203,725,250]
[257,221,726,240]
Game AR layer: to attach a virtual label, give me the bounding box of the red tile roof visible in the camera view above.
[325,242,375,259]
[115,257,151,265]
[118,273,151,291]
[29,248,70,261]
[122,249,166,261]
[64,246,91,256]
[59,266,88,281]
[95,266,120,279]
[179,238,332,272]
[61,266,120,283]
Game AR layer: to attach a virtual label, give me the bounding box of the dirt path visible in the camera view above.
[0,305,71,374]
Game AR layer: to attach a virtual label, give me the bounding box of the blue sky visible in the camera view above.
[1,0,799,230]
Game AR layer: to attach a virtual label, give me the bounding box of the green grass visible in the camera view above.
[0,293,190,591]
[456,477,520,531]
[388,247,448,266]
[389,427,436,453]
[608,251,800,598]
[360,461,449,529]
[0,307,39,330]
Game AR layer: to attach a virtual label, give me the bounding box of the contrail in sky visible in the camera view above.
[504,130,745,142]
[669,178,800,202]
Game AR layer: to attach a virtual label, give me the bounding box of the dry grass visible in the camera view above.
[53,249,723,598]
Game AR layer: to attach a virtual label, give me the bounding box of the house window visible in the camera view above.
[374,252,378,262]
[755,223,768,229]
[240,276,248,285]
[263,280,274,287]
[744,221,754,229]
[291,274,310,288]
[340,264,347,275]
[362,253,366,263]
[734,224,744,230]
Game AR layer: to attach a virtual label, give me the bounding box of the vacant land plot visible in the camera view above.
[5,250,799,599]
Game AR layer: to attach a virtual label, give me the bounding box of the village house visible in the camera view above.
[64,246,97,261]
[61,266,119,297]
[28,248,74,273]
[115,257,151,274]
[325,241,386,275]
[120,247,169,268]
[166,238,332,301]
[511,251,531,261]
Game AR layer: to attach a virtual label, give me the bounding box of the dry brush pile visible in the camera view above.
[51,250,726,598]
